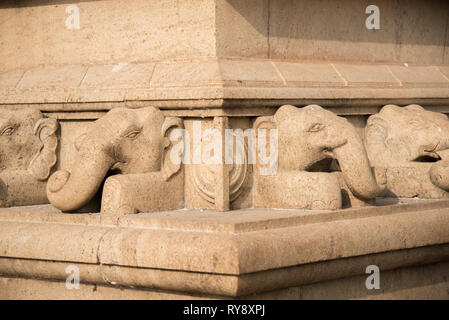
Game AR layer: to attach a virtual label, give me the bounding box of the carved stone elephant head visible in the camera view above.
[254,105,383,210]
[366,104,449,197]
[0,109,58,207]
[47,107,183,212]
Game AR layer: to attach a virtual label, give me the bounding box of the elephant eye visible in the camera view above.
[408,119,422,128]
[124,130,141,139]
[0,126,15,136]
[308,123,325,132]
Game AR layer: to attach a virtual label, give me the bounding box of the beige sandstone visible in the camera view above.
[1,0,449,300]
[2,259,449,300]
[0,199,449,298]
[46,107,184,213]
[1,59,449,114]
[253,105,383,210]
[0,109,58,207]
[366,104,449,198]
[2,0,448,73]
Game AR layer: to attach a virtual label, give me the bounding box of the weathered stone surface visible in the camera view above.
[81,63,155,89]
[274,62,345,87]
[266,0,449,65]
[254,105,383,210]
[0,199,449,298]
[150,60,222,88]
[0,277,214,300]
[18,65,88,89]
[334,64,399,88]
[388,66,449,87]
[2,259,449,299]
[46,107,184,213]
[0,109,58,207]
[366,104,449,198]
[2,59,449,112]
[0,0,217,73]
[1,0,449,301]
[0,70,25,88]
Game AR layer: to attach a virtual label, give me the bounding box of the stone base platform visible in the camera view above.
[1,198,448,299]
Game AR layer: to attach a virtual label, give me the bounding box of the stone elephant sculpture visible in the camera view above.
[366,104,449,198]
[47,107,184,214]
[0,109,58,207]
[254,105,384,210]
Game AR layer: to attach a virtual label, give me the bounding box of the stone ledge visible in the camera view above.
[1,59,449,118]
[1,199,449,297]
[1,198,449,232]
[1,245,448,298]
[2,259,449,299]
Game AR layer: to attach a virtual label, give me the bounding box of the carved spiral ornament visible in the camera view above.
[192,139,248,204]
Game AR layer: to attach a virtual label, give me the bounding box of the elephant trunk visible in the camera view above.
[429,159,449,191]
[333,135,384,200]
[47,141,116,212]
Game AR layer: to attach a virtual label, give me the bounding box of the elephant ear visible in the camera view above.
[253,115,276,130]
[404,104,425,112]
[365,116,391,166]
[161,117,184,181]
[28,117,59,181]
